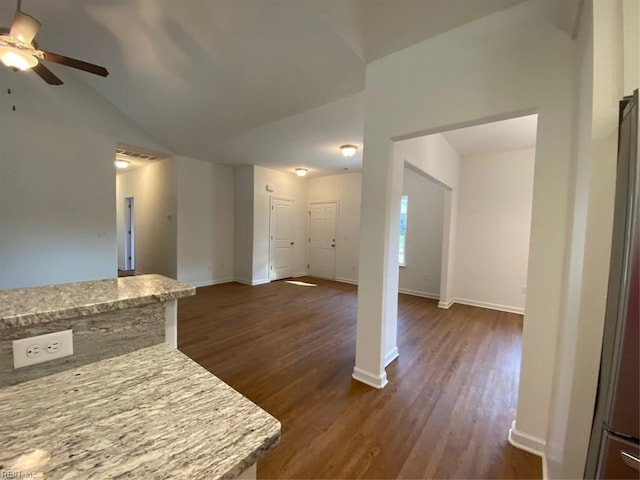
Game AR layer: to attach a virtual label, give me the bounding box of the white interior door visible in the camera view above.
[308,202,337,279]
[270,198,295,280]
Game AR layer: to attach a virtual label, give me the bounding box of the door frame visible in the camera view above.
[124,196,135,271]
[307,200,339,280]
[269,196,296,281]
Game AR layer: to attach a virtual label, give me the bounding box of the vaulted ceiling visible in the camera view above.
[1,0,556,174]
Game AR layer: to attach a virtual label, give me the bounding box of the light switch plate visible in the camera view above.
[12,330,73,369]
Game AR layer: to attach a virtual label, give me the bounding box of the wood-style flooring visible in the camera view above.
[178,277,542,479]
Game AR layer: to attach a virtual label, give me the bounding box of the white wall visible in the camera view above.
[176,157,235,287]
[544,3,595,475]
[0,68,165,290]
[307,172,361,283]
[355,0,576,447]
[395,134,462,190]
[546,0,633,477]
[234,166,255,284]
[454,148,535,313]
[116,159,177,278]
[399,167,444,298]
[393,133,461,308]
[252,166,308,284]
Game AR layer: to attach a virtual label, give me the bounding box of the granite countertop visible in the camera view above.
[0,275,195,330]
[0,344,281,479]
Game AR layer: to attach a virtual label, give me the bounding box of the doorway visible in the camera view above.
[398,168,445,300]
[270,197,295,280]
[124,196,135,271]
[308,202,337,279]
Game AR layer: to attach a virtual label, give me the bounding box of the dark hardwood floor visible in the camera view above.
[178,277,542,479]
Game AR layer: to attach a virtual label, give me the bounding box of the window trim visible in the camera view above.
[399,195,408,267]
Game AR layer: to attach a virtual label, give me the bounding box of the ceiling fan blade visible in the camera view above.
[41,50,109,77]
[32,62,63,85]
[10,10,41,44]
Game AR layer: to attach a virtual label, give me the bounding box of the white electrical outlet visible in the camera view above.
[13,330,73,369]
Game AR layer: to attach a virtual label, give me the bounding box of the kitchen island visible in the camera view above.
[0,275,281,478]
[0,274,195,346]
[0,275,194,387]
[0,344,281,479]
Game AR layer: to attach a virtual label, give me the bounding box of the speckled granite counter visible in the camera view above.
[0,275,195,330]
[0,344,281,479]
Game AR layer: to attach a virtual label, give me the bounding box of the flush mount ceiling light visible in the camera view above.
[114,159,130,169]
[294,168,308,177]
[340,144,358,158]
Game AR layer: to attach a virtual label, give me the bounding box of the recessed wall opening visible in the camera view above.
[394,113,538,315]
[392,112,538,442]
[114,144,176,279]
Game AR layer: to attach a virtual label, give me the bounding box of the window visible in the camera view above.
[399,195,408,266]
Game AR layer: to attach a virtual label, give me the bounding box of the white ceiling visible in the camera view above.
[0,0,527,167]
[212,93,364,177]
[442,114,539,158]
[217,101,538,176]
[312,0,525,62]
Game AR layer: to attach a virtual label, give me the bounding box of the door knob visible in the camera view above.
[290,242,295,245]
[331,244,335,247]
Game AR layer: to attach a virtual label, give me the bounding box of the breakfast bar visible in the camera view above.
[0,275,281,479]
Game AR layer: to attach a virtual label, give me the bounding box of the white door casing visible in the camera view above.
[124,197,135,271]
[270,197,295,280]
[308,202,337,279]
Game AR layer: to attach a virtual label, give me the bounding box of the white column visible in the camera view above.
[352,137,403,388]
[437,188,459,309]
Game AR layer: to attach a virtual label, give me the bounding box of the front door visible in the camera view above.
[270,198,295,280]
[308,202,337,279]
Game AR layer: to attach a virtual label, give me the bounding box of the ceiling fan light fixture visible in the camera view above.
[114,159,130,169]
[340,144,358,158]
[294,168,308,177]
[10,11,42,44]
[0,46,37,71]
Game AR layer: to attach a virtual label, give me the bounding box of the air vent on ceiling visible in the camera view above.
[116,147,165,161]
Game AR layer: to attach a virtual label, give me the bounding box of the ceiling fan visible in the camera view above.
[0,0,108,85]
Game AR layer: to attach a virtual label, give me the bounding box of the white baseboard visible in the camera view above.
[352,366,388,389]
[438,297,524,315]
[453,298,524,315]
[384,347,399,367]
[438,298,455,309]
[234,278,270,286]
[117,264,125,271]
[333,280,439,303]
[293,272,308,278]
[508,420,546,457]
[188,277,235,288]
[398,288,439,300]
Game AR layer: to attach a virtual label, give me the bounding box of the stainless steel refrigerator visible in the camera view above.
[585,90,640,479]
